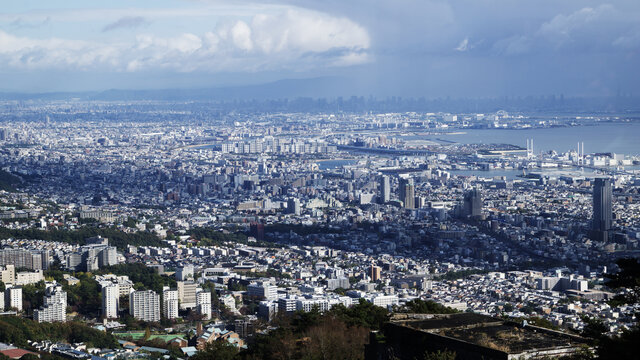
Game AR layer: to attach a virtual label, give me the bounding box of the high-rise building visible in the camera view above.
[177,281,198,310]
[78,243,120,271]
[196,291,212,320]
[163,289,179,319]
[5,286,22,311]
[399,177,415,209]
[66,253,83,270]
[102,284,119,319]
[592,177,613,241]
[286,198,301,215]
[379,175,390,203]
[463,189,483,218]
[129,290,160,322]
[99,247,118,268]
[370,265,382,282]
[34,285,67,323]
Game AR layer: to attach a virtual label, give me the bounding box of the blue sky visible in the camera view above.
[1,0,639,97]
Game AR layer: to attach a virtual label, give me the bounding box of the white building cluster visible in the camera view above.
[34,284,67,323]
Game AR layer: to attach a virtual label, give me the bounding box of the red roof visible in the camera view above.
[0,349,39,359]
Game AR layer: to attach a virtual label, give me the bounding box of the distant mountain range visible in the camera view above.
[1,77,639,114]
[0,77,353,101]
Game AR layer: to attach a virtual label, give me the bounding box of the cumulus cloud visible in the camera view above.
[0,8,369,73]
[102,16,149,32]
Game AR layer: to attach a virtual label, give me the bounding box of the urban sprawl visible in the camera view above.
[0,100,639,359]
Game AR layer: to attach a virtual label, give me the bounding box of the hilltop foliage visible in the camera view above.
[0,316,117,348]
[0,170,21,192]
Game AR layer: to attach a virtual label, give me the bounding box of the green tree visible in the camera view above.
[0,316,117,348]
[400,299,459,315]
[191,340,239,360]
[327,299,389,330]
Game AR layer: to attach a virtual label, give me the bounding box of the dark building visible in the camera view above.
[463,189,483,218]
[591,177,612,242]
[379,175,390,204]
[366,313,588,360]
[250,222,265,241]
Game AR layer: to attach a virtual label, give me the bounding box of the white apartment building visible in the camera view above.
[15,270,44,286]
[34,285,67,323]
[163,289,179,319]
[296,298,329,313]
[278,297,297,313]
[129,290,160,322]
[95,274,134,297]
[5,286,22,311]
[102,284,119,319]
[369,294,399,308]
[196,291,212,320]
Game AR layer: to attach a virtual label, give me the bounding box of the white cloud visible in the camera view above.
[455,38,469,52]
[492,4,640,55]
[230,21,253,51]
[0,8,370,73]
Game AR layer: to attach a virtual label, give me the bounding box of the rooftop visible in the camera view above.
[389,313,588,356]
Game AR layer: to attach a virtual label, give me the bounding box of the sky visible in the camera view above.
[1,0,639,97]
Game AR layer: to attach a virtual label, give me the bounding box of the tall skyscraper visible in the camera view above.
[592,177,613,241]
[102,284,119,319]
[463,189,483,218]
[399,177,415,209]
[379,175,390,203]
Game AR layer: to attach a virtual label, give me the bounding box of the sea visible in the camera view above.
[405,123,640,156]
